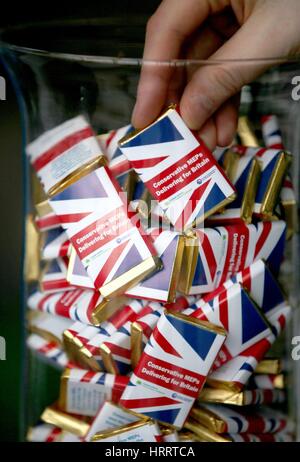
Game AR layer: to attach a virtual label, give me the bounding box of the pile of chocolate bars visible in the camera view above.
[25,105,297,442]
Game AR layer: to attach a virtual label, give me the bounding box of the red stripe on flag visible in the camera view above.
[86,292,101,322]
[33,127,95,171]
[105,130,117,149]
[138,321,156,341]
[41,279,72,292]
[153,328,182,358]
[55,289,83,317]
[56,212,91,225]
[130,156,169,169]
[80,370,96,382]
[120,396,180,409]
[59,241,71,257]
[46,427,62,443]
[94,240,129,289]
[103,341,131,359]
[35,214,61,230]
[174,181,210,230]
[38,342,58,354]
[37,293,54,310]
[255,222,272,258]
[241,266,252,292]
[219,290,229,331]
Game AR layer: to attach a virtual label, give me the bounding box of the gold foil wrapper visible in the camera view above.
[48,155,107,197]
[205,378,243,392]
[190,406,226,433]
[184,419,230,442]
[259,151,292,219]
[24,214,41,282]
[91,419,152,441]
[100,256,161,300]
[100,343,119,374]
[178,232,199,295]
[240,157,261,223]
[58,368,70,412]
[281,201,298,240]
[255,358,282,374]
[237,116,260,147]
[41,405,90,437]
[130,321,144,370]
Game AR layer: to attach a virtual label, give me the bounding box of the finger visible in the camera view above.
[198,117,217,151]
[180,0,299,130]
[132,0,225,128]
[214,94,240,146]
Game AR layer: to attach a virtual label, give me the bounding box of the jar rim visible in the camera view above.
[1,18,300,66]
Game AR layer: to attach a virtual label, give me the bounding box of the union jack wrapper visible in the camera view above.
[62,167,160,298]
[35,200,61,231]
[119,105,236,231]
[196,259,289,330]
[41,405,91,437]
[183,220,286,295]
[40,257,76,293]
[29,312,74,346]
[130,304,164,369]
[208,150,261,225]
[67,248,95,289]
[27,289,127,326]
[247,374,285,390]
[26,115,106,196]
[98,125,134,192]
[119,310,226,429]
[191,404,293,434]
[189,283,274,370]
[261,115,285,150]
[78,299,146,371]
[27,423,81,443]
[27,333,69,371]
[233,146,292,219]
[100,303,163,375]
[125,228,185,303]
[224,432,293,442]
[84,401,140,441]
[58,368,129,416]
[181,223,257,295]
[41,228,71,260]
[198,387,286,406]
[91,420,162,442]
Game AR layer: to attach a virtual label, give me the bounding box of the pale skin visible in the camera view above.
[132,0,300,149]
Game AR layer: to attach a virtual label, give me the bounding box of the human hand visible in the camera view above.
[132,0,300,149]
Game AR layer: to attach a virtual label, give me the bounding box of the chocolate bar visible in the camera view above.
[198,387,286,406]
[91,420,161,442]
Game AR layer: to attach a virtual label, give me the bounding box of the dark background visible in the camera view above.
[0,0,161,442]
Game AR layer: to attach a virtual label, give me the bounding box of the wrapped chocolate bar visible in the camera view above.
[164,294,198,312]
[181,220,287,295]
[58,368,129,416]
[120,311,226,428]
[29,313,74,346]
[131,304,164,369]
[208,150,261,225]
[119,104,236,231]
[58,166,160,298]
[27,333,69,370]
[28,289,129,326]
[67,248,94,289]
[100,304,163,374]
[189,283,274,370]
[125,228,185,303]
[27,423,81,442]
[78,299,147,370]
[40,257,75,293]
[91,420,162,442]
[184,419,293,442]
[247,374,285,390]
[41,405,91,437]
[41,228,71,261]
[191,404,293,434]
[35,200,61,231]
[198,387,286,406]
[26,115,106,196]
[84,401,141,441]
[233,146,291,220]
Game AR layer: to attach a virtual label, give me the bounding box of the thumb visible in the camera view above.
[180,0,300,130]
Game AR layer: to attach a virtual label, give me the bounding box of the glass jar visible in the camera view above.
[1,18,299,442]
